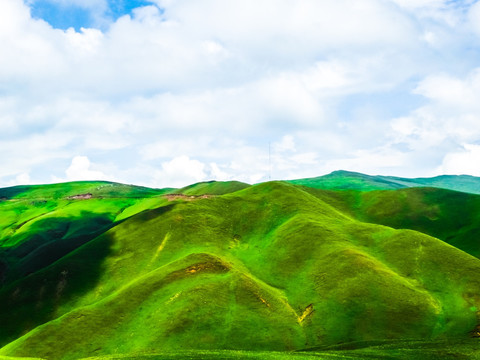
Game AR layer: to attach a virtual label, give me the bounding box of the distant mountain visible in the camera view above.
[0,178,479,359]
[288,170,480,194]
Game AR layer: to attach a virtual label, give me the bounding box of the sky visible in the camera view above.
[2,0,480,188]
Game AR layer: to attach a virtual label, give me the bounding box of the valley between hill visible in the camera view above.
[0,172,479,359]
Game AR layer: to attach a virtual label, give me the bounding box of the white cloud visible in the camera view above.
[302,61,353,92]
[440,144,480,176]
[384,67,480,177]
[0,3,66,85]
[322,147,411,176]
[273,135,296,153]
[65,156,108,181]
[0,131,75,185]
[0,0,425,98]
[392,0,469,28]
[201,40,231,64]
[208,163,231,181]
[14,173,32,186]
[65,27,103,55]
[393,69,480,150]
[413,71,480,107]
[2,0,480,187]
[161,0,417,50]
[391,0,445,8]
[154,156,207,188]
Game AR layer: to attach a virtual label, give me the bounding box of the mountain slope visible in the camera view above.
[1,180,480,359]
[299,186,480,259]
[0,181,173,288]
[288,170,480,194]
[353,187,480,258]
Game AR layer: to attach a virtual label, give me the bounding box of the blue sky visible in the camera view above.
[29,0,154,30]
[2,0,480,188]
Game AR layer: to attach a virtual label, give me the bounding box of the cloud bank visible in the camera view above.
[2,0,480,188]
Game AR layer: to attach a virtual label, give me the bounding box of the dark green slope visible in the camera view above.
[288,170,480,194]
[1,181,480,359]
[0,181,171,288]
[356,187,480,258]
[302,186,480,259]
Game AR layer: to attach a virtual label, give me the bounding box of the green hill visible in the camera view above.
[0,181,168,200]
[287,170,407,191]
[0,181,171,287]
[176,180,250,196]
[0,177,480,359]
[354,187,480,258]
[288,170,480,194]
[300,186,480,259]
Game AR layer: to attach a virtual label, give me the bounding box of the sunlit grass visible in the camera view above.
[0,179,479,359]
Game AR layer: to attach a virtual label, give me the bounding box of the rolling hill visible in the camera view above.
[0,175,479,359]
[288,170,480,194]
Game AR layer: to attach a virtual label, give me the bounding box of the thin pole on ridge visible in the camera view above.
[268,142,271,181]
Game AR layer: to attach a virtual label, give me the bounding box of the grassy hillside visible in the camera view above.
[0,181,168,200]
[0,181,173,288]
[300,186,480,259]
[354,187,480,258]
[176,180,250,196]
[0,178,479,359]
[287,170,408,191]
[6,338,478,360]
[288,170,480,194]
[389,174,480,194]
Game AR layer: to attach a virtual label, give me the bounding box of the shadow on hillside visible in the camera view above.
[0,204,177,348]
[1,212,115,286]
[0,228,115,347]
[0,185,32,199]
[134,203,176,222]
